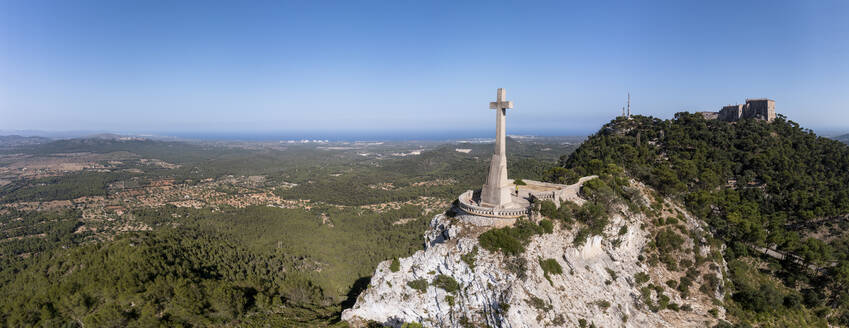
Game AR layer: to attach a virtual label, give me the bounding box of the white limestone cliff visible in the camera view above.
[342,181,727,328]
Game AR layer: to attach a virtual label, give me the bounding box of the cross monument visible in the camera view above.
[480,88,514,207]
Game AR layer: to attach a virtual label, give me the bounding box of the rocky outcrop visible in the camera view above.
[343,181,726,327]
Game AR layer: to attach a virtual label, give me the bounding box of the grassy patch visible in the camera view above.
[478,219,546,256]
[390,258,400,272]
[407,279,428,292]
[444,295,455,306]
[527,296,552,311]
[461,246,478,270]
[538,258,563,284]
[432,274,460,294]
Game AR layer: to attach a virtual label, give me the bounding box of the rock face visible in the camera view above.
[343,181,726,327]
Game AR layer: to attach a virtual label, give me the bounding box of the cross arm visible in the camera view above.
[489,101,514,109]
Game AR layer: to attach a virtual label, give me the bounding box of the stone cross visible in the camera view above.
[489,88,514,157]
[481,88,515,207]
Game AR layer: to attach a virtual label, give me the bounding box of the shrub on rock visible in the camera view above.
[432,274,460,294]
[407,279,427,292]
[390,258,400,272]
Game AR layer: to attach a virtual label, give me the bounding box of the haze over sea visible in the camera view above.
[0,128,587,142]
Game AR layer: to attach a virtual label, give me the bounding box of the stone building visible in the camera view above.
[745,98,776,121]
[708,98,776,122]
[718,104,744,121]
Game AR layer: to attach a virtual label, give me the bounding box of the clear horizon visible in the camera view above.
[3,121,848,142]
[0,127,589,141]
[2,1,848,135]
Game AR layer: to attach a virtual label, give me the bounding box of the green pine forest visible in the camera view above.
[547,113,849,326]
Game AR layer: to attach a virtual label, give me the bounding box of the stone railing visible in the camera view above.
[524,176,599,205]
[457,190,529,218]
[529,191,556,201]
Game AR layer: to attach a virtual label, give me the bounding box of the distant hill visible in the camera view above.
[835,133,849,144]
[548,113,849,325]
[7,137,237,164]
[0,135,51,149]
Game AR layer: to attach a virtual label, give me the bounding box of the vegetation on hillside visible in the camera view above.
[1,171,138,202]
[477,219,549,256]
[0,136,578,326]
[1,229,330,327]
[538,163,637,246]
[548,114,849,325]
[0,202,436,326]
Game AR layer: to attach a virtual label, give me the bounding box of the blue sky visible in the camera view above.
[1,0,848,137]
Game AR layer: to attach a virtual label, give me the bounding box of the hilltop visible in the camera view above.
[345,171,729,327]
[549,113,849,326]
[344,113,849,327]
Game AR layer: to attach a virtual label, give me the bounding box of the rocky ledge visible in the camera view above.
[342,181,727,327]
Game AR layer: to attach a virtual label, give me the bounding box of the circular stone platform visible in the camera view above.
[457,189,530,218]
[456,177,599,220]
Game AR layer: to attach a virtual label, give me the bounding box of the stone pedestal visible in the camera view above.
[481,154,511,207]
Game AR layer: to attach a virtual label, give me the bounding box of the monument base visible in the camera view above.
[479,185,512,208]
[480,154,511,206]
[455,177,599,221]
[457,189,530,219]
